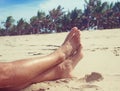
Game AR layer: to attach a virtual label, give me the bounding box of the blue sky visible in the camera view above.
[0,0,119,23]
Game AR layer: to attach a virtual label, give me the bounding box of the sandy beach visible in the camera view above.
[0,29,120,91]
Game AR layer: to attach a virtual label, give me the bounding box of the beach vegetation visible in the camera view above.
[0,0,120,36]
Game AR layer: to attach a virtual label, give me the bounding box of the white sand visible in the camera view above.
[0,29,120,91]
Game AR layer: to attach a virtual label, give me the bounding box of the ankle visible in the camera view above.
[53,48,66,62]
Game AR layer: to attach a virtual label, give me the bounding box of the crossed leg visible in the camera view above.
[0,27,83,91]
[32,28,83,82]
[14,27,83,91]
[33,44,83,83]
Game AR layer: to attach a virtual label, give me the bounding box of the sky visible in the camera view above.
[0,0,119,24]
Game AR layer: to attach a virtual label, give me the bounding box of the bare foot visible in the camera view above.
[63,27,79,44]
[54,27,81,61]
[32,28,82,82]
[6,45,83,91]
[57,44,83,78]
[32,45,83,83]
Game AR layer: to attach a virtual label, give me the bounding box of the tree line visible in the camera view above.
[0,0,120,36]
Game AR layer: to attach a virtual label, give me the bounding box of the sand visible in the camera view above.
[0,29,120,91]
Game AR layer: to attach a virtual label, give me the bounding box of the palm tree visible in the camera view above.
[30,16,39,34]
[4,16,15,35]
[16,18,26,35]
[70,8,82,28]
[112,2,120,28]
[93,1,109,29]
[113,2,120,12]
[84,0,114,29]
[22,22,32,34]
[0,26,2,36]
[84,0,94,30]
[37,11,45,20]
[61,13,71,32]
[10,25,17,35]
[0,28,5,36]
[30,11,46,34]
[37,11,47,33]
[49,5,64,32]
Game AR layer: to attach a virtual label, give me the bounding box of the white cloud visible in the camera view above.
[0,0,119,23]
[39,0,85,13]
[39,0,118,14]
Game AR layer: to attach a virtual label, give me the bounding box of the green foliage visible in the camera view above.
[0,0,120,36]
[4,16,15,29]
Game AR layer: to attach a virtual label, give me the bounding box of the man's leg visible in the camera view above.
[0,27,80,88]
[33,45,83,82]
[6,42,83,91]
[6,28,83,91]
[32,29,83,82]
